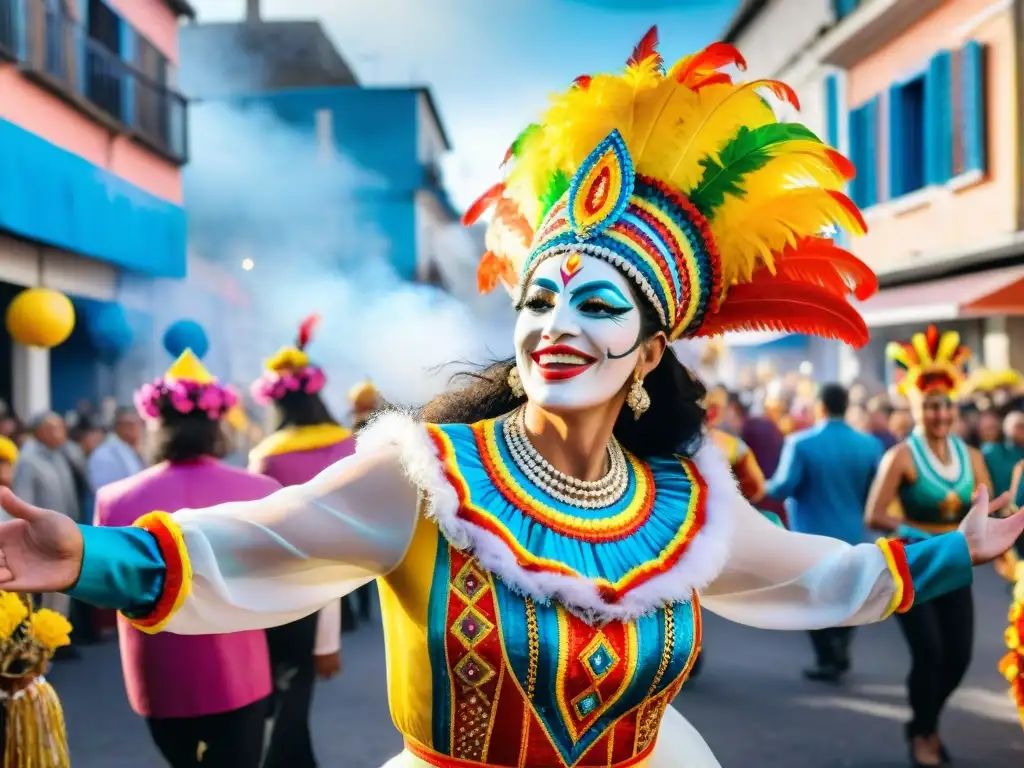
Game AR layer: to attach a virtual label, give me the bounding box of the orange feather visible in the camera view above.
[691,72,733,92]
[462,183,506,226]
[676,42,747,87]
[627,26,662,71]
[773,238,878,300]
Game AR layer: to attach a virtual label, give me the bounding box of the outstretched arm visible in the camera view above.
[698,446,1023,631]
[1,445,419,636]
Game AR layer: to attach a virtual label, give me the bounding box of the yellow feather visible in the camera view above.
[886,342,914,369]
[663,82,776,192]
[936,330,961,364]
[708,149,850,230]
[911,333,931,365]
[711,189,866,284]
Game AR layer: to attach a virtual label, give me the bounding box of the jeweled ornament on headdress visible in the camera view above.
[463,27,877,346]
[251,314,327,405]
[886,325,971,398]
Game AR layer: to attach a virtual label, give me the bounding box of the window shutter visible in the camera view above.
[848,105,863,207]
[824,74,840,147]
[120,22,137,127]
[959,41,986,174]
[863,96,879,208]
[925,50,953,185]
[887,84,904,197]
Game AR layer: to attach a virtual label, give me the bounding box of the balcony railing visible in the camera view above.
[0,0,187,164]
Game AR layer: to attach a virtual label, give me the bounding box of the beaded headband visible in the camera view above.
[134,349,239,422]
[465,27,878,347]
[251,314,326,405]
[886,325,971,399]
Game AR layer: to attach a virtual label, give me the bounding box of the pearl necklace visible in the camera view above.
[502,409,629,508]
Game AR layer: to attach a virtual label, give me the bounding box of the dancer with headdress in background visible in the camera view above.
[249,316,346,768]
[866,326,996,767]
[2,29,1024,768]
[96,350,276,767]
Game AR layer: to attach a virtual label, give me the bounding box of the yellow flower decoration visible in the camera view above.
[1008,625,1021,651]
[264,346,309,373]
[0,592,28,640]
[28,609,72,651]
[1005,570,1024,730]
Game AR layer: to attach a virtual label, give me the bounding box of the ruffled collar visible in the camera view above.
[357,411,734,623]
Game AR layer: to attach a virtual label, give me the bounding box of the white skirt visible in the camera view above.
[379,707,721,768]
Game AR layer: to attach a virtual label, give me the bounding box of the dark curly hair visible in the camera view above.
[419,293,707,459]
[271,391,338,431]
[151,407,228,463]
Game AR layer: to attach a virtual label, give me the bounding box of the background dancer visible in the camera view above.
[249,316,345,768]
[96,350,275,768]
[866,327,993,767]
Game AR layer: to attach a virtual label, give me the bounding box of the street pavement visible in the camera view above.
[51,569,1024,767]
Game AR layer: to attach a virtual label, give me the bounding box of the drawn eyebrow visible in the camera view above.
[570,281,632,303]
[530,277,561,294]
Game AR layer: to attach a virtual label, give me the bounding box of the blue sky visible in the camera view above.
[190,0,740,208]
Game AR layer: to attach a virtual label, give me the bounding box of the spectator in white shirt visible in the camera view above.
[87,407,145,493]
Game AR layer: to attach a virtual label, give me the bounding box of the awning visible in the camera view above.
[857,265,1024,327]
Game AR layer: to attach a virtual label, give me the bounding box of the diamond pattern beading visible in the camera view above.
[452,605,495,650]
[571,689,602,720]
[453,561,488,603]
[580,633,620,685]
[454,651,495,689]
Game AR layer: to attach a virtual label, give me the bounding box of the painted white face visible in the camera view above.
[514,252,644,412]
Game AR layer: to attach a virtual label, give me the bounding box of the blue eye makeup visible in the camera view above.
[570,281,634,316]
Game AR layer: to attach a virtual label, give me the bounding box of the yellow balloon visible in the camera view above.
[5,288,75,348]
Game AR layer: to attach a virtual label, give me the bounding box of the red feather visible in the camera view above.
[691,72,733,92]
[627,26,662,71]
[297,314,320,351]
[677,42,747,86]
[827,190,868,232]
[825,149,856,180]
[462,183,506,226]
[698,280,870,348]
[926,324,940,356]
[573,74,593,90]
[773,238,878,301]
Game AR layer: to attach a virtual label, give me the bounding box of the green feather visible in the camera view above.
[688,123,822,217]
[506,123,541,163]
[536,169,571,227]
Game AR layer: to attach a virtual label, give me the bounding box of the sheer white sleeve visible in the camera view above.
[693,442,969,630]
[165,445,419,634]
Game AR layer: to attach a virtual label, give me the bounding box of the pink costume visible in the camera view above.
[95,457,278,719]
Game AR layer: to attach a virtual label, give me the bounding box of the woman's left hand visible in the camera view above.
[959,486,1024,565]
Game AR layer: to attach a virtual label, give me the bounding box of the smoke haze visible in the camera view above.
[180,100,513,413]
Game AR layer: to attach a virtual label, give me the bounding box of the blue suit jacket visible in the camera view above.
[765,419,883,544]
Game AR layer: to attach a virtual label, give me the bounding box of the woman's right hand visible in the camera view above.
[959,485,1024,565]
[0,488,84,593]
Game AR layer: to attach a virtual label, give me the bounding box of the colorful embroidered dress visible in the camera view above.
[65,31,978,768]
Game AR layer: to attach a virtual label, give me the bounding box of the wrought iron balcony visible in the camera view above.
[0,0,188,164]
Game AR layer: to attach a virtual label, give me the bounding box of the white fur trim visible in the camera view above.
[356,411,735,623]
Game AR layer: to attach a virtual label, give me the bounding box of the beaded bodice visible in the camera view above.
[373,416,717,766]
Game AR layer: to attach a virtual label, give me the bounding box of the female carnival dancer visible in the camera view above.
[2,30,1024,768]
[249,316,346,768]
[865,326,996,767]
[96,350,277,767]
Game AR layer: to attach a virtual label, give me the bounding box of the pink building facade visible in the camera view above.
[819,0,1024,382]
[0,0,193,418]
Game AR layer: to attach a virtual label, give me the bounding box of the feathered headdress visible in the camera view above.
[134,349,239,421]
[252,315,327,405]
[464,27,876,346]
[886,325,972,398]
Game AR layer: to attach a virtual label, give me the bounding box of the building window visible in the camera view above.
[889,74,927,196]
[85,0,123,121]
[954,41,987,176]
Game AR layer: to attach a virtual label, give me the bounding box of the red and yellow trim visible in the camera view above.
[427,423,708,605]
[127,511,192,634]
[876,538,915,617]
[405,737,657,768]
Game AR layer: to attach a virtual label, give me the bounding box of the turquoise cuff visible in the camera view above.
[905,532,973,605]
[896,523,933,542]
[759,510,785,528]
[67,525,167,617]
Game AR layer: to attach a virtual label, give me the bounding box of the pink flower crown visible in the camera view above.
[250,366,326,406]
[134,378,240,422]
